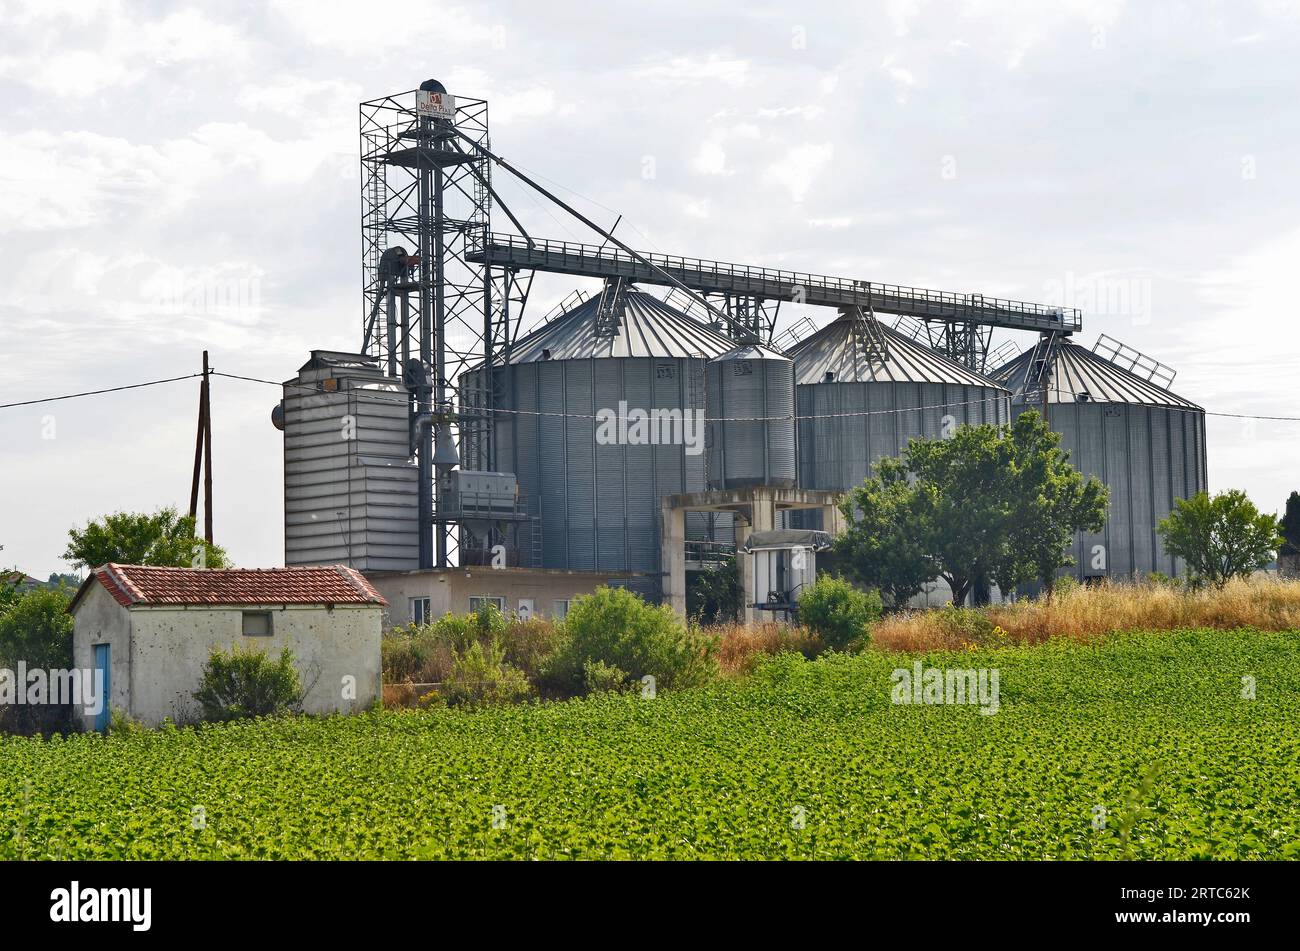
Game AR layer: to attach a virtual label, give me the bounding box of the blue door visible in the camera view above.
[93,644,110,732]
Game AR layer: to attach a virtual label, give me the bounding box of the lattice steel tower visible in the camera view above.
[359,80,526,568]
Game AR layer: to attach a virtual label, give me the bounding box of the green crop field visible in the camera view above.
[2,628,1298,860]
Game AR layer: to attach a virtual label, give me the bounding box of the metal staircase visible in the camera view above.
[593,277,628,337]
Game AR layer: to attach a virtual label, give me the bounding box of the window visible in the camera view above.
[409,597,432,625]
[242,611,272,636]
[552,599,571,619]
[469,596,505,614]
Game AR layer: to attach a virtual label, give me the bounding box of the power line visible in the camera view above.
[6,367,1299,425]
[219,370,1300,425]
[0,373,202,410]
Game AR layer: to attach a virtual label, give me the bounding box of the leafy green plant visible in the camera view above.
[794,574,881,650]
[436,639,532,709]
[382,607,559,686]
[193,645,302,722]
[581,659,631,694]
[542,586,716,696]
[0,628,1293,860]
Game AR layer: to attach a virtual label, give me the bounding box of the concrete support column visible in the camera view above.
[736,517,754,625]
[820,501,845,537]
[742,489,778,625]
[660,501,687,619]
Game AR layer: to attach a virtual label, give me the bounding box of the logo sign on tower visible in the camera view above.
[416,89,456,120]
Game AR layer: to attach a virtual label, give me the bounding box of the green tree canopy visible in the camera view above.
[1280,491,1300,557]
[1157,490,1282,588]
[687,554,743,625]
[63,507,230,571]
[0,586,75,734]
[996,412,1108,596]
[836,459,933,607]
[834,411,1107,605]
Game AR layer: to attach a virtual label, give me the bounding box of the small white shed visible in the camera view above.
[69,563,386,729]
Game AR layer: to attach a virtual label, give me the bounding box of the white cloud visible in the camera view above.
[634,53,751,87]
[0,3,251,93]
[762,142,834,204]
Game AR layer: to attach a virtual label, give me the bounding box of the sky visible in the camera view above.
[2,0,1299,578]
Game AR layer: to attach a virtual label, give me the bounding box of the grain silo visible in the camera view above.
[789,311,1013,510]
[279,351,418,571]
[460,288,734,580]
[706,344,796,490]
[993,337,1208,582]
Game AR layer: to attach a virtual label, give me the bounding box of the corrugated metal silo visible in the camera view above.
[461,290,735,580]
[993,340,1208,582]
[789,314,1013,511]
[281,351,418,571]
[706,344,796,489]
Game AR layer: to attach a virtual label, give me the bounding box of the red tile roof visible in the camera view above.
[71,564,386,611]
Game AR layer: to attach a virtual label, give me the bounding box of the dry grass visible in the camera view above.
[711,621,824,676]
[870,576,1300,652]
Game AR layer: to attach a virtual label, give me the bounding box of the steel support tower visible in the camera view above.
[360,82,530,568]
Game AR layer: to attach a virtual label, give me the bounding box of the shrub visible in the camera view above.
[931,604,1003,648]
[0,587,75,735]
[542,586,717,697]
[109,707,147,736]
[437,640,532,709]
[582,659,631,694]
[193,645,302,722]
[795,575,882,650]
[382,608,560,688]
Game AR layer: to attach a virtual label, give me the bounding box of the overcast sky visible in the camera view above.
[3,0,1299,577]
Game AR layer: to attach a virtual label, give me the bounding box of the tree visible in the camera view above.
[1157,490,1282,588]
[687,554,743,625]
[900,419,1019,606]
[63,507,230,571]
[833,412,1107,605]
[836,459,933,608]
[1280,491,1300,557]
[995,412,1108,597]
[0,587,74,734]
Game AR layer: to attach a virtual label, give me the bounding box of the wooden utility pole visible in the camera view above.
[188,351,214,544]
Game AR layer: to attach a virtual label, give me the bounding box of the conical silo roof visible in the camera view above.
[506,290,734,363]
[992,341,1202,410]
[788,313,1007,387]
[712,342,791,362]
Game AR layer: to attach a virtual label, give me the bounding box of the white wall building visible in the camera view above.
[69,564,386,729]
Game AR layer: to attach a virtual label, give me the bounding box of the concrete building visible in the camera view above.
[69,564,385,730]
[365,566,636,627]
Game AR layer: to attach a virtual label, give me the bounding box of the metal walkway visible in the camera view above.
[467,233,1082,334]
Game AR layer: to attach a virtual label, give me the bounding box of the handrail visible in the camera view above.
[475,233,1082,330]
